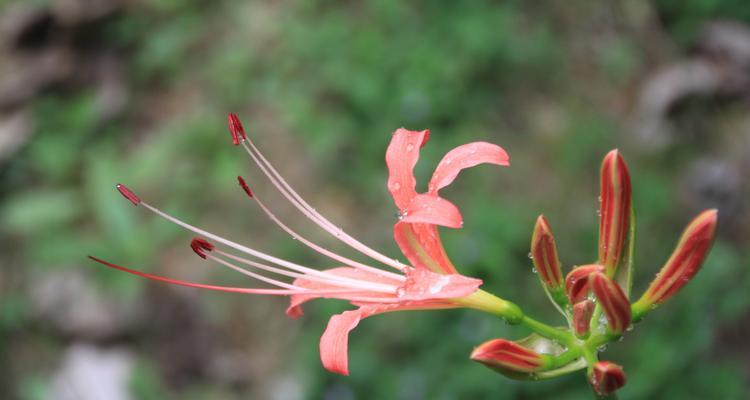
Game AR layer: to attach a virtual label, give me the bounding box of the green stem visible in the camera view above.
[519,315,575,346]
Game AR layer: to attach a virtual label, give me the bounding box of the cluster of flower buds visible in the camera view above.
[471,150,718,396]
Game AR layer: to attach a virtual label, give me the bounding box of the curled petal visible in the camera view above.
[471,338,548,373]
[386,128,429,210]
[393,222,457,274]
[590,361,627,396]
[633,209,718,318]
[428,141,509,194]
[565,264,604,304]
[401,194,463,229]
[320,302,457,375]
[590,272,631,334]
[320,308,368,375]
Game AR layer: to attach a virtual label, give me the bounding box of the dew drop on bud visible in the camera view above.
[528,252,534,259]
[531,267,537,274]
[597,344,608,352]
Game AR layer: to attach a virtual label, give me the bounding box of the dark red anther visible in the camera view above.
[190,237,215,259]
[228,113,247,145]
[237,176,254,198]
[116,184,141,206]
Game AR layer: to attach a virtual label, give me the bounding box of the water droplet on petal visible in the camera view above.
[406,143,414,152]
[528,252,534,259]
[531,267,537,274]
[626,325,634,332]
[392,181,401,191]
[597,196,602,202]
[429,276,451,294]
[596,209,602,216]
[395,287,406,297]
[445,158,452,164]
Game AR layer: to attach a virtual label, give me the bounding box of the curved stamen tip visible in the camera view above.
[237,175,254,198]
[190,237,215,259]
[228,113,247,145]
[116,184,141,206]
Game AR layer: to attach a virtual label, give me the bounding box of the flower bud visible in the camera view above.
[471,338,549,374]
[572,299,595,338]
[590,272,631,334]
[530,215,566,305]
[598,150,631,277]
[632,209,718,319]
[565,264,604,304]
[590,361,626,396]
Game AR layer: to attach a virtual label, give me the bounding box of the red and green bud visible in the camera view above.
[530,215,566,306]
[590,361,626,396]
[598,150,632,277]
[632,209,718,319]
[572,299,595,338]
[471,338,550,375]
[590,272,631,334]
[565,264,604,304]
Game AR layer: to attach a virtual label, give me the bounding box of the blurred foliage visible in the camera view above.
[1,0,748,399]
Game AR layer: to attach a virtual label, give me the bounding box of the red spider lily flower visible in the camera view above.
[572,299,595,338]
[91,119,512,376]
[530,215,565,305]
[632,209,718,320]
[589,272,631,334]
[598,150,631,277]
[386,128,509,274]
[470,338,550,374]
[564,264,604,304]
[590,361,626,396]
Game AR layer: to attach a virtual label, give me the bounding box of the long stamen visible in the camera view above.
[237,176,405,282]
[238,138,408,271]
[114,185,392,290]
[212,247,399,293]
[88,256,345,296]
[206,253,304,290]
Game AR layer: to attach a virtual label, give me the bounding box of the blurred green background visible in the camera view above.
[1,0,749,399]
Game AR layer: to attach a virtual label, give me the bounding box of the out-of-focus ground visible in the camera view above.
[0,1,748,399]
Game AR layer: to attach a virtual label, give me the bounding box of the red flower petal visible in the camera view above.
[320,308,368,375]
[385,128,429,210]
[427,142,509,194]
[320,301,457,375]
[393,222,457,274]
[401,194,463,228]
